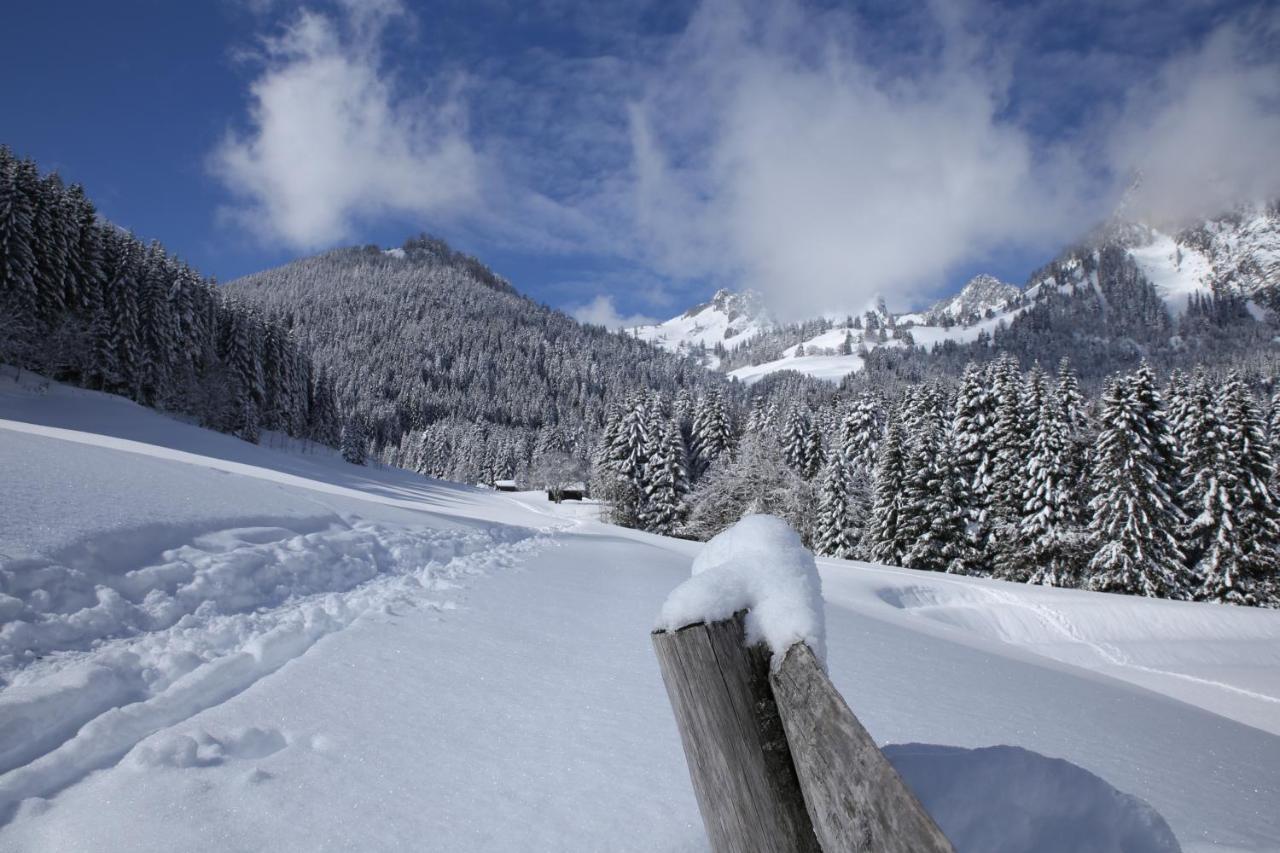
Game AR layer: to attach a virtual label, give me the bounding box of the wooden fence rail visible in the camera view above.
[653,611,954,853]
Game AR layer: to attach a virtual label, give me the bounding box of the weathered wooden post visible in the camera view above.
[651,612,821,853]
[771,642,954,853]
[653,616,954,853]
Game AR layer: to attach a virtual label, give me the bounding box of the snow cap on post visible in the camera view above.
[657,514,826,666]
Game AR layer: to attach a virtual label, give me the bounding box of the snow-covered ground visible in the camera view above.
[2,374,1280,851]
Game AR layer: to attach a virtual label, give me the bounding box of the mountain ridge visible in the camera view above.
[635,202,1280,384]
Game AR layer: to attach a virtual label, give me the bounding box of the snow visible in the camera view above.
[1128,230,1214,315]
[884,743,1181,853]
[2,374,1280,851]
[729,352,866,384]
[632,289,771,368]
[383,247,406,259]
[726,309,1021,385]
[656,515,825,664]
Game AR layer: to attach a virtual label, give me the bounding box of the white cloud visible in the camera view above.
[212,1,480,248]
[569,294,658,330]
[1107,11,1280,227]
[607,0,1100,319]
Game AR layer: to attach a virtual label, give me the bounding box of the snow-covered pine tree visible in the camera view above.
[840,391,883,470]
[0,149,40,366]
[897,386,941,556]
[1268,391,1280,485]
[101,227,143,398]
[643,418,689,535]
[814,451,858,558]
[1179,369,1223,566]
[1055,358,1090,513]
[745,397,768,434]
[1165,368,1193,444]
[782,406,811,474]
[904,422,977,574]
[31,170,70,333]
[951,361,997,563]
[801,415,824,480]
[986,354,1029,558]
[603,393,659,527]
[1086,367,1190,598]
[341,415,368,465]
[1014,391,1088,586]
[867,417,909,566]
[1191,375,1280,605]
[690,389,732,477]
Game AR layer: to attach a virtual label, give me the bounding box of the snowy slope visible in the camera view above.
[642,279,1026,385]
[727,307,1025,385]
[1127,228,1215,314]
[2,375,1280,851]
[631,288,773,369]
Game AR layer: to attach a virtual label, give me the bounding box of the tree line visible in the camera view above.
[594,356,1280,606]
[0,147,342,444]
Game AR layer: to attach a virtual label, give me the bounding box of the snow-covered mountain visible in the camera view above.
[910,274,1022,326]
[640,202,1279,385]
[631,288,774,368]
[1116,202,1280,314]
[634,274,1029,384]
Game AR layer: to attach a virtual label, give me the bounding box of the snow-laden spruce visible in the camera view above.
[656,515,825,664]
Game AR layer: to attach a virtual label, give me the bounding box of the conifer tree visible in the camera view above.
[814,452,858,558]
[898,390,941,554]
[868,418,909,566]
[690,389,732,476]
[951,361,997,558]
[341,415,368,465]
[1086,368,1190,598]
[986,355,1029,554]
[1191,375,1280,604]
[1015,392,1088,586]
[905,426,977,574]
[840,392,883,470]
[0,149,39,363]
[782,407,811,474]
[643,418,689,535]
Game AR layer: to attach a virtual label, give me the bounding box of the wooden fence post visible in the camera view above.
[651,612,821,853]
[771,642,954,853]
[653,613,955,853]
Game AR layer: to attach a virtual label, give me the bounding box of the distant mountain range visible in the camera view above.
[630,201,1280,384]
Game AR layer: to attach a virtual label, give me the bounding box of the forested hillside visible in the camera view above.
[0,147,341,444]
[227,238,730,482]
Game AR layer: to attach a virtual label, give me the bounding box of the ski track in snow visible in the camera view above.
[0,516,558,819]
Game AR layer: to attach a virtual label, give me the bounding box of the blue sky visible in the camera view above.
[3,1,1278,324]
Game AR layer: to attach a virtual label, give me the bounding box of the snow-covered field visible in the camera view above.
[2,374,1280,852]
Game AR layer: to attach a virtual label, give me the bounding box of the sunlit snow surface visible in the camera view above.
[2,374,1279,852]
[658,514,826,664]
[1128,231,1214,315]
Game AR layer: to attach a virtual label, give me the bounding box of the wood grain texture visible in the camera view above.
[652,613,820,853]
[770,642,955,853]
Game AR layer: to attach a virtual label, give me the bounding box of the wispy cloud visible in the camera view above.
[568,294,659,330]
[212,0,480,248]
[1107,8,1280,226]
